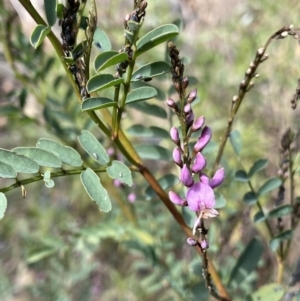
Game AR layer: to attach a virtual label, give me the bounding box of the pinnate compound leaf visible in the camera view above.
[243,191,257,205]
[253,211,266,224]
[80,168,111,212]
[0,193,7,220]
[0,148,39,174]
[106,160,132,186]
[128,102,167,118]
[78,130,109,165]
[257,177,281,196]
[44,0,57,26]
[94,52,128,72]
[126,87,157,104]
[0,161,17,178]
[229,130,242,155]
[87,74,124,93]
[13,147,62,168]
[30,25,51,48]
[93,27,111,51]
[228,238,263,287]
[234,170,248,182]
[135,144,171,161]
[268,204,293,219]
[136,24,179,56]
[248,159,268,178]
[37,139,83,166]
[131,61,170,81]
[82,97,116,111]
[269,229,293,252]
[145,174,178,200]
[246,283,284,301]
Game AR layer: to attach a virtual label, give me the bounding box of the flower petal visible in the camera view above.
[192,152,207,173]
[209,167,225,188]
[169,191,186,206]
[193,126,212,152]
[180,164,194,187]
[186,182,215,211]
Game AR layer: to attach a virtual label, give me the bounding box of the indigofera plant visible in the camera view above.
[1,0,300,300]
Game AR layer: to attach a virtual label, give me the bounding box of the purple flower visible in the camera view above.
[169,191,187,206]
[187,89,197,103]
[192,152,206,173]
[170,127,180,144]
[180,164,194,187]
[186,182,215,211]
[173,147,183,167]
[194,126,212,152]
[191,116,205,132]
[209,167,225,188]
[127,192,136,203]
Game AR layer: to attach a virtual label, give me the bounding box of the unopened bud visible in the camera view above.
[170,127,180,144]
[187,237,199,246]
[172,147,183,167]
[187,89,197,103]
[191,116,205,132]
[184,103,192,115]
[182,77,189,89]
[200,240,209,250]
[166,98,178,110]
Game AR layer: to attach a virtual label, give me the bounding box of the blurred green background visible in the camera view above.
[1,0,300,300]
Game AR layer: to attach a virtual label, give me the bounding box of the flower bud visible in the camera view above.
[209,167,225,188]
[187,237,199,246]
[186,111,194,127]
[169,191,186,206]
[127,192,136,203]
[184,103,191,115]
[166,98,177,109]
[193,126,212,152]
[182,77,189,89]
[173,147,183,167]
[200,240,209,250]
[192,152,207,173]
[170,127,180,144]
[180,164,194,187]
[187,89,197,103]
[191,116,205,132]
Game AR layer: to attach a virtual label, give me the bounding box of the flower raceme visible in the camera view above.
[168,117,225,235]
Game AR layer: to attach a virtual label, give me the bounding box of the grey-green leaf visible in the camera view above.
[131,61,170,81]
[0,148,39,174]
[0,193,7,220]
[13,147,62,168]
[106,160,132,186]
[228,238,263,287]
[87,74,124,93]
[257,177,281,196]
[229,130,242,155]
[136,24,179,56]
[44,0,57,26]
[128,102,167,118]
[0,161,17,178]
[267,204,293,219]
[247,283,284,301]
[37,139,83,166]
[145,174,178,200]
[126,87,157,104]
[215,192,226,208]
[269,229,293,252]
[30,25,51,48]
[93,27,111,51]
[253,211,266,224]
[78,130,109,165]
[248,159,268,178]
[135,144,171,161]
[243,191,257,205]
[82,97,117,111]
[80,168,111,212]
[94,52,128,72]
[234,170,248,182]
